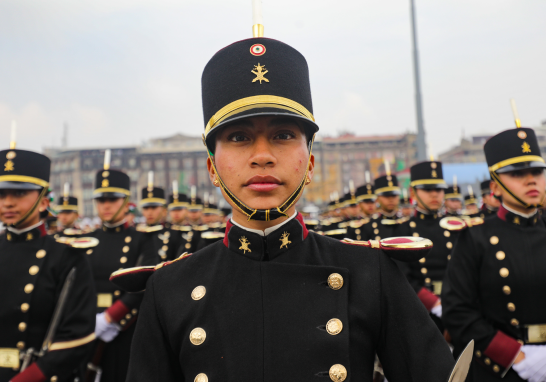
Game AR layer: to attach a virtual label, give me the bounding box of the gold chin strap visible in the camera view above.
[11,187,49,228]
[490,171,545,209]
[207,134,315,221]
[108,196,130,224]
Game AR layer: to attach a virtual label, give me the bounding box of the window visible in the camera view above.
[155,159,165,170]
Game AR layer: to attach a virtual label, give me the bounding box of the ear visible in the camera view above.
[490,181,502,198]
[38,195,49,212]
[207,157,219,187]
[409,187,416,199]
[307,154,315,180]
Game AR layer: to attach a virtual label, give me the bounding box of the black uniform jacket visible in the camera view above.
[126,213,455,382]
[0,223,96,382]
[136,224,179,262]
[396,210,461,312]
[347,212,398,242]
[196,222,225,251]
[174,223,210,255]
[442,205,546,381]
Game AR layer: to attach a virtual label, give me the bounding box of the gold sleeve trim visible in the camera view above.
[93,187,130,196]
[0,175,49,188]
[49,333,96,351]
[410,179,447,187]
[489,155,545,172]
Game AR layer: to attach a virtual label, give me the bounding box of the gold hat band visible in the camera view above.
[410,179,447,187]
[488,155,545,172]
[57,205,79,211]
[465,198,478,205]
[168,202,189,209]
[93,187,130,196]
[375,186,401,195]
[445,193,462,199]
[0,175,49,188]
[204,95,315,138]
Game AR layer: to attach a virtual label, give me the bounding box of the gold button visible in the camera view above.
[329,364,347,382]
[328,273,344,290]
[185,243,191,249]
[425,278,431,283]
[163,239,169,244]
[503,286,511,295]
[500,268,509,278]
[120,319,126,325]
[21,303,29,312]
[114,290,121,296]
[120,256,127,264]
[511,318,519,326]
[194,374,208,382]
[51,376,58,382]
[132,309,138,314]
[410,221,416,228]
[187,232,194,237]
[372,222,378,228]
[444,231,450,237]
[490,236,499,245]
[484,358,491,365]
[29,265,39,275]
[355,229,360,234]
[373,229,379,234]
[447,255,451,260]
[86,249,93,255]
[356,235,361,240]
[24,284,34,294]
[122,246,130,253]
[446,242,452,249]
[125,236,132,243]
[162,245,169,251]
[126,314,132,319]
[19,322,27,332]
[190,328,206,345]
[475,350,482,357]
[419,258,426,263]
[493,365,500,373]
[413,232,419,237]
[36,249,46,259]
[17,341,25,350]
[421,268,428,274]
[326,319,343,335]
[164,231,170,238]
[496,251,506,260]
[192,286,207,300]
[375,236,381,241]
[507,303,516,312]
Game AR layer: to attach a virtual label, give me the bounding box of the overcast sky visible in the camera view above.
[0,0,544,157]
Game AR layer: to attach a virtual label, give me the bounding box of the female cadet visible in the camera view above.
[112,35,472,382]
[443,127,546,381]
[0,145,96,381]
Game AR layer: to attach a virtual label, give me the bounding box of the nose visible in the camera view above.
[249,135,276,169]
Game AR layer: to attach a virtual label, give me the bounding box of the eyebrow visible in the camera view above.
[268,117,301,128]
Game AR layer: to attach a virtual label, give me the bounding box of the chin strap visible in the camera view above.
[412,187,441,214]
[9,187,48,228]
[108,196,130,224]
[490,171,545,209]
[207,135,315,221]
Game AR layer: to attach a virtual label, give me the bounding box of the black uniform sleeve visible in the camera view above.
[442,228,521,375]
[126,275,183,381]
[376,252,454,381]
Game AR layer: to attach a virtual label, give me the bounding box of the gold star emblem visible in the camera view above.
[513,217,520,225]
[251,63,269,84]
[280,231,292,249]
[4,160,14,172]
[239,236,251,254]
[522,141,531,153]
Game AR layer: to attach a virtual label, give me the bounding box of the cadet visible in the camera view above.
[480,179,500,218]
[399,189,414,218]
[175,194,209,255]
[55,183,84,240]
[0,145,96,381]
[463,187,480,217]
[85,151,154,382]
[444,184,463,217]
[443,127,546,381]
[166,182,188,259]
[112,28,471,381]
[197,203,226,250]
[356,180,377,218]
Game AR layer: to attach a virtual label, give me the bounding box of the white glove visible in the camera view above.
[95,312,120,343]
[513,345,546,382]
[431,304,442,318]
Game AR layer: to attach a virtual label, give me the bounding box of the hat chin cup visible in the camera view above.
[494,161,546,174]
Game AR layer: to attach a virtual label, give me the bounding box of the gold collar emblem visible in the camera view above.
[239,236,251,254]
[513,216,520,225]
[251,63,269,84]
[522,141,532,153]
[280,231,292,249]
[4,160,14,172]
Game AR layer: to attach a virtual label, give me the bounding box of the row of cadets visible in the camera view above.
[443,122,546,381]
[0,133,97,381]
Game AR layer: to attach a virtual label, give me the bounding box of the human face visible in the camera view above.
[0,189,48,228]
[359,200,376,216]
[187,210,202,223]
[377,195,399,213]
[169,208,186,224]
[209,116,314,227]
[142,205,166,225]
[413,188,445,212]
[202,213,215,224]
[492,168,546,212]
[95,197,128,223]
[401,206,414,217]
[57,211,78,228]
[483,193,501,209]
[445,199,462,212]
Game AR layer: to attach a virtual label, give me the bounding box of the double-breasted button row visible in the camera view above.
[191,285,208,380]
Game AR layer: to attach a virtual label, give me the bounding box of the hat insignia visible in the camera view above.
[280,231,291,249]
[251,63,269,84]
[431,170,437,178]
[4,160,14,172]
[102,179,109,187]
[522,141,531,153]
[239,236,251,254]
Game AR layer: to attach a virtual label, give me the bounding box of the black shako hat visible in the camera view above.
[0,149,50,190]
[57,196,78,212]
[374,175,400,196]
[189,197,203,211]
[480,180,492,196]
[342,193,357,207]
[410,161,447,189]
[464,194,478,205]
[356,183,376,201]
[168,193,188,210]
[140,187,166,207]
[93,169,130,199]
[445,185,462,200]
[201,38,318,149]
[485,127,545,174]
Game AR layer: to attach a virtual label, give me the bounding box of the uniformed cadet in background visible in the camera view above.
[166,182,188,259]
[463,186,480,217]
[356,179,377,218]
[443,127,546,381]
[399,189,414,218]
[54,183,85,240]
[396,160,465,328]
[480,179,500,218]
[111,27,472,382]
[196,202,226,250]
[0,145,96,382]
[175,194,209,255]
[444,183,463,217]
[84,151,155,382]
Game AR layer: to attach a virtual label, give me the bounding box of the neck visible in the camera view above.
[379,209,397,217]
[104,218,126,228]
[232,210,298,236]
[232,206,297,232]
[502,202,537,218]
[8,220,43,234]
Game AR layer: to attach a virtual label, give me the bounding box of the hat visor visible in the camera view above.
[205,107,319,149]
[57,208,78,213]
[141,202,166,208]
[168,205,187,211]
[495,161,546,174]
[93,192,128,199]
[376,190,401,196]
[0,181,43,190]
[413,183,448,190]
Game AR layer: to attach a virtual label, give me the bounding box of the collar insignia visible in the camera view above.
[251,63,269,84]
[239,236,251,254]
[280,231,291,249]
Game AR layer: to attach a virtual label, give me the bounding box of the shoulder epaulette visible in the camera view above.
[201,231,225,240]
[338,222,349,229]
[56,236,99,249]
[304,219,319,225]
[349,218,369,228]
[341,236,433,262]
[461,216,484,227]
[136,224,163,233]
[396,216,410,224]
[110,252,193,292]
[193,225,209,231]
[381,219,399,226]
[63,228,84,236]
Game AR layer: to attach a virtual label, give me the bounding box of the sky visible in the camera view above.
[0,0,544,157]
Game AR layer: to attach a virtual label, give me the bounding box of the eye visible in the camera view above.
[274,131,296,140]
[228,133,249,142]
[14,190,27,197]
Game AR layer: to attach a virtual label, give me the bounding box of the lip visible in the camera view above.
[245,175,282,192]
[2,212,17,219]
[526,190,540,197]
